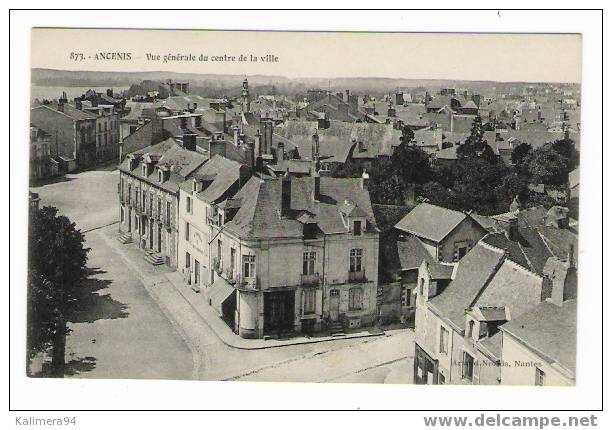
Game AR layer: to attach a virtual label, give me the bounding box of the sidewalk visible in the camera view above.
[164,271,386,350]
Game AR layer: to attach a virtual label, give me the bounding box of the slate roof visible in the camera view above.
[568,167,579,189]
[412,128,443,150]
[397,235,434,270]
[223,176,376,240]
[395,203,470,243]
[501,299,576,376]
[119,138,208,193]
[32,104,97,121]
[429,241,506,330]
[181,155,245,204]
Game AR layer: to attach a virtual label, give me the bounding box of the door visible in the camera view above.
[329,289,340,321]
[194,260,200,285]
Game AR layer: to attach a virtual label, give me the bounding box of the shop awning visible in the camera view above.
[209,276,235,316]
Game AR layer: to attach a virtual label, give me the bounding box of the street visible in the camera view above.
[30,168,414,383]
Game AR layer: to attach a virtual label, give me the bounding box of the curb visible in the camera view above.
[164,272,386,351]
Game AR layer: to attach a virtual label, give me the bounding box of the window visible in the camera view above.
[304,289,316,314]
[218,212,223,226]
[217,239,222,261]
[438,372,446,385]
[157,197,161,219]
[303,251,316,275]
[120,207,124,222]
[136,190,140,209]
[330,289,340,297]
[348,287,363,311]
[230,248,236,273]
[454,241,471,262]
[401,286,411,307]
[142,164,147,177]
[243,255,256,278]
[462,351,474,381]
[535,367,545,386]
[349,248,363,273]
[158,171,162,182]
[128,184,132,203]
[439,326,449,355]
[185,221,190,241]
[353,220,362,236]
[419,278,425,296]
[186,196,192,213]
[194,260,200,284]
[185,252,191,269]
[166,201,171,223]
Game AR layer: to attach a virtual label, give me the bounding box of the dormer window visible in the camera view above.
[158,170,162,182]
[142,164,147,177]
[353,220,362,236]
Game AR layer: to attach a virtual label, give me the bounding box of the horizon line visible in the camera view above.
[31,68,581,86]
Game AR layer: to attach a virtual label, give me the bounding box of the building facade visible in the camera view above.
[194,173,380,339]
[118,137,208,268]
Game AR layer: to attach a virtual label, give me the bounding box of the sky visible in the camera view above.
[31,29,582,83]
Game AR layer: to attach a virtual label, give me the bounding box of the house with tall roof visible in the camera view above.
[395,202,488,264]
[201,170,380,339]
[413,204,578,385]
[500,299,576,386]
[117,137,209,268]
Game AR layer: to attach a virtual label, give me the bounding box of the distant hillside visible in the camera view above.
[31,68,580,99]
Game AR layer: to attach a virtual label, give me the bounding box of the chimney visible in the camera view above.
[193,102,198,110]
[209,133,226,158]
[233,125,240,147]
[338,102,349,117]
[545,257,577,306]
[277,141,285,161]
[311,131,320,163]
[260,119,273,155]
[107,88,113,97]
[182,133,197,151]
[348,95,358,115]
[57,91,67,112]
[281,169,291,217]
[74,97,83,110]
[345,89,350,102]
[312,172,321,202]
[507,216,520,242]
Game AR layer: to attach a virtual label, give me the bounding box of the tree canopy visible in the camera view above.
[27,206,90,376]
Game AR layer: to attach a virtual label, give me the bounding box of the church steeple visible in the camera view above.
[241,77,250,114]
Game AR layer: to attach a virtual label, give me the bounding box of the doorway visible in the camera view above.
[329,289,340,322]
[264,290,295,335]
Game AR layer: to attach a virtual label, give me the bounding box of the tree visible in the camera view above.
[389,132,433,184]
[524,146,571,186]
[551,138,579,171]
[27,206,90,377]
[511,142,533,166]
[457,115,488,160]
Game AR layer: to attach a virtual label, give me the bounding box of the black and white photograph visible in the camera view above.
[24,27,583,386]
[8,9,605,419]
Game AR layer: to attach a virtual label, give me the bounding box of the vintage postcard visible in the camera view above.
[27,28,581,386]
